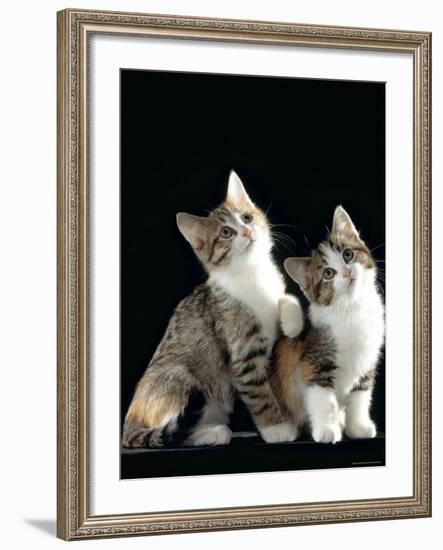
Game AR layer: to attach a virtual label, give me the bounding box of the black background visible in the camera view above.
[120,69,385,477]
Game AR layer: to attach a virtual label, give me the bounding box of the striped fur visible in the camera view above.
[271,206,385,443]
[122,171,302,448]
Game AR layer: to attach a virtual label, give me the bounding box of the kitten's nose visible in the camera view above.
[344,267,353,279]
[243,227,253,239]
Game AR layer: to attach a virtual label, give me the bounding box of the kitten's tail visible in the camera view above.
[122,389,205,449]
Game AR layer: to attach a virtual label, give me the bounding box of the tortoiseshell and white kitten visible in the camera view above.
[122,171,303,448]
[270,206,384,443]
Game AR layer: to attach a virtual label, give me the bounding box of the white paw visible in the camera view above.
[338,408,346,430]
[279,295,304,338]
[345,419,376,439]
[187,425,232,446]
[312,422,342,444]
[260,422,298,443]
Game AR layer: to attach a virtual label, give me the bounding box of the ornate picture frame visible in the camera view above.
[57,8,431,540]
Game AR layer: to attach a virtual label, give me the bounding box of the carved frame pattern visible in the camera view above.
[57,8,431,540]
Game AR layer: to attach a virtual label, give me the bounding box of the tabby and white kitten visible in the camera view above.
[270,206,384,443]
[122,171,303,448]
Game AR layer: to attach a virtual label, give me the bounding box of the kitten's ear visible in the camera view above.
[284,257,312,290]
[226,171,254,208]
[176,213,213,250]
[332,206,359,240]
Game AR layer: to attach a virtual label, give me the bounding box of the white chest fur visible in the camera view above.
[310,289,385,400]
[209,260,285,344]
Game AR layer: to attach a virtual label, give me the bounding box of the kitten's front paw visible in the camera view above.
[260,422,298,443]
[345,419,376,439]
[187,425,232,446]
[312,423,342,444]
[279,295,304,338]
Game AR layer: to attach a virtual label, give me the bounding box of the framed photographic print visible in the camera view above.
[57,8,432,540]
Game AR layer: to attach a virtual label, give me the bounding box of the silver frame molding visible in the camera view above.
[57,8,432,540]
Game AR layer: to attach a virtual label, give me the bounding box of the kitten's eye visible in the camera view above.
[220,226,234,239]
[343,249,354,263]
[323,267,336,280]
[242,213,253,224]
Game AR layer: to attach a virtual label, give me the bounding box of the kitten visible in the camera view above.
[122,171,303,448]
[270,206,385,443]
